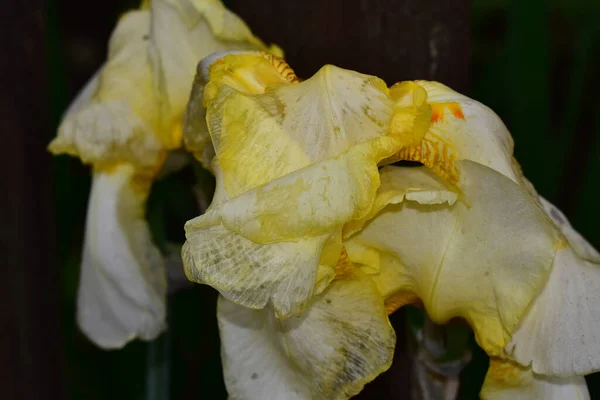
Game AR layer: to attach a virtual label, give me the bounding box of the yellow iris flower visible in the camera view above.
[346,81,600,397]
[181,52,436,398]
[183,53,600,398]
[182,52,431,318]
[48,0,276,349]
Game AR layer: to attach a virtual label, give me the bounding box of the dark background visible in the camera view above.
[2,0,599,398]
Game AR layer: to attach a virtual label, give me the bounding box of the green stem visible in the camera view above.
[145,328,171,400]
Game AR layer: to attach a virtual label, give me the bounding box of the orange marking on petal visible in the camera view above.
[430,102,465,123]
[449,103,465,120]
[431,104,445,123]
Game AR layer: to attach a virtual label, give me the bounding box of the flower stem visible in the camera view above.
[407,309,472,400]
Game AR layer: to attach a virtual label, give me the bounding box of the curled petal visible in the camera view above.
[183,61,415,315]
[388,80,523,185]
[217,137,401,243]
[49,10,164,168]
[183,139,400,316]
[218,271,395,400]
[205,63,395,197]
[503,198,600,376]
[183,223,332,317]
[77,164,166,349]
[183,51,296,167]
[388,81,433,146]
[346,161,557,354]
[344,162,457,238]
[481,359,590,400]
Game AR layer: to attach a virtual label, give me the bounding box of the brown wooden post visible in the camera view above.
[227,1,470,397]
[0,1,64,399]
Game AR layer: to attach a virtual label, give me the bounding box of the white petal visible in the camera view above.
[77,164,166,349]
[504,200,600,376]
[481,359,590,400]
[541,197,600,262]
[218,272,395,400]
[409,81,522,183]
[346,161,557,354]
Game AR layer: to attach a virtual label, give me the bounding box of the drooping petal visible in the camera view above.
[48,10,164,170]
[481,359,590,400]
[217,271,395,400]
[183,222,332,317]
[48,9,169,350]
[183,138,403,316]
[503,198,600,376]
[345,161,557,355]
[77,164,166,349]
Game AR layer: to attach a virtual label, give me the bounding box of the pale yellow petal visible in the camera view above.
[183,60,415,315]
[504,199,600,376]
[269,65,393,162]
[189,0,267,45]
[183,51,297,168]
[388,81,433,146]
[418,81,518,181]
[346,161,556,354]
[182,160,333,317]
[149,0,272,147]
[49,10,164,169]
[481,359,590,400]
[217,271,395,400]
[344,163,457,238]
[388,80,523,186]
[205,64,395,197]
[183,135,401,317]
[183,223,330,317]
[77,164,166,349]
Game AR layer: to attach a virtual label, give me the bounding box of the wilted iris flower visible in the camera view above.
[48,0,277,349]
[345,81,600,398]
[181,52,434,398]
[182,53,600,399]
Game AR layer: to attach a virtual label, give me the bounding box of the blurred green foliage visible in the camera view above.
[48,0,600,398]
